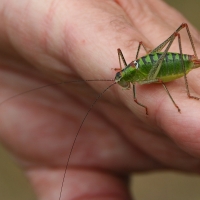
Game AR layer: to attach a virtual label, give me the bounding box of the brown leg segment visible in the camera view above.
[176,31,200,100]
[135,41,151,59]
[161,82,181,113]
[133,84,148,115]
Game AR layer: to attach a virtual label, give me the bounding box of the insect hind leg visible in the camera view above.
[176,28,200,100]
[150,23,197,56]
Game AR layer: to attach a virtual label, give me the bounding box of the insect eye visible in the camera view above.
[133,60,139,69]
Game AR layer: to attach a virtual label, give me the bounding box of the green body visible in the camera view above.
[115,52,193,86]
[115,24,200,114]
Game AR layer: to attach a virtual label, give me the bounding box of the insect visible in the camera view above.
[115,23,200,115]
[0,23,200,200]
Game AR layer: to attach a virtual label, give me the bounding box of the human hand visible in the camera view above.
[0,0,200,199]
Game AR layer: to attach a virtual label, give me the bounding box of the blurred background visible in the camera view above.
[0,0,200,199]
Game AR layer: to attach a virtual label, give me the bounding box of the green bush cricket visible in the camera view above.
[2,23,199,115]
[0,23,200,200]
[115,23,200,115]
[54,23,200,200]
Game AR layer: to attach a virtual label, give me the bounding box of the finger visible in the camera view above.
[114,0,200,158]
[117,0,200,53]
[27,169,132,200]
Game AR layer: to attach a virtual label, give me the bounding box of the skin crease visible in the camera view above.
[0,0,200,199]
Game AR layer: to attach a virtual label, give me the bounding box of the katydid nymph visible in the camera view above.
[0,23,200,200]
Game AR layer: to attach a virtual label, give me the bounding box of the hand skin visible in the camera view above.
[0,0,200,199]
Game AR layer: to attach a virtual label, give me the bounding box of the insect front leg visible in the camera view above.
[135,41,151,59]
[117,41,151,71]
[113,48,128,71]
[132,84,148,115]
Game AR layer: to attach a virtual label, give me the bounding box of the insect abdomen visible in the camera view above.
[138,52,193,82]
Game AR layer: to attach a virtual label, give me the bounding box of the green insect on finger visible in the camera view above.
[1,23,200,200]
[115,23,200,115]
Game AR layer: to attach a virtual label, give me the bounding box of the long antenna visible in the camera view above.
[0,78,116,198]
[58,82,116,200]
[0,79,114,106]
